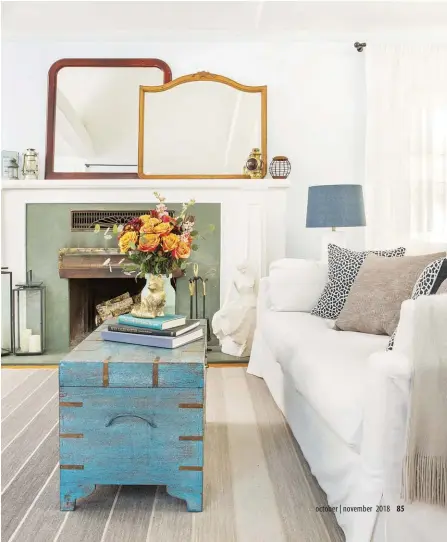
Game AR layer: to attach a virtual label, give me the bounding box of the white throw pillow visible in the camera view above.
[269,259,328,312]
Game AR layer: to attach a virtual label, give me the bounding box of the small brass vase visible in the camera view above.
[243,148,264,179]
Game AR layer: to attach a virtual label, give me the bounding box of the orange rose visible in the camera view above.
[118,231,139,253]
[139,233,160,252]
[162,233,179,252]
[140,218,161,234]
[154,221,173,236]
[172,240,191,259]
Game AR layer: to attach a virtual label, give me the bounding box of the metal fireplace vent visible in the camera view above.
[70,210,175,232]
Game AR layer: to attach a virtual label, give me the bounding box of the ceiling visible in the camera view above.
[2,1,447,41]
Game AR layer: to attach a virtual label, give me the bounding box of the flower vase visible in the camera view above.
[141,274,176,315]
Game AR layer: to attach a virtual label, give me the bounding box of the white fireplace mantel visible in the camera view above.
[1,178,290,304]
[1,179,289,191]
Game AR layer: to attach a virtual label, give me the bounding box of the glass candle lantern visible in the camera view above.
[22,148,39,180]
[13,271,46,355]
[7,158,19,180]
[1,267,14,356]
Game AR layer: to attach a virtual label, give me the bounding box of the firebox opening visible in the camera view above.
[69,278,145,347]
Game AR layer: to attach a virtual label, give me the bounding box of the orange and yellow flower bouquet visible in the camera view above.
[116,192,199,277]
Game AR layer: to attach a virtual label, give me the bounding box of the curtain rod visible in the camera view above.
[354,42,367,52]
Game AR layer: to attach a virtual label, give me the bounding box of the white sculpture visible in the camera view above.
[212,261,257,358]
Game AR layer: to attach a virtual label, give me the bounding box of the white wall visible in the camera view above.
[1,39,366,259]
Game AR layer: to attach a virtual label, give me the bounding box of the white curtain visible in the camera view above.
[365,45,447,250]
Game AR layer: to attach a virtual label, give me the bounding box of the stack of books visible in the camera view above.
[101,314,203,349]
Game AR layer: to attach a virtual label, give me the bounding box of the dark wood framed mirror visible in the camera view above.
[45,58,172,179]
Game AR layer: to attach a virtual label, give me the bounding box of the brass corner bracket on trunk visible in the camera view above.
[103,356,111,387]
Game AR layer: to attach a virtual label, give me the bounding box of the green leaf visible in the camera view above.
[112,224,118,235]
[209,224,215,232]
[129,242,136,250]
[94,224,101,233]
[192,244,199,251]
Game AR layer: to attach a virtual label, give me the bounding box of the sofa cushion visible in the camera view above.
[336,252,445,337]
[411,256,447,297]
[387,256,447,350]
[311,244,406,321]
[260,310,388,448]
[268,259,328,312]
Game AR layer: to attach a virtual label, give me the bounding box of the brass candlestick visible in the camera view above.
[202,278,211,341]
[193,264,199,318]
[189,266,211,342]
[189,279,195,319]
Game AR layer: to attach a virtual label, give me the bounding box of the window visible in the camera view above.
[410,108,447,243]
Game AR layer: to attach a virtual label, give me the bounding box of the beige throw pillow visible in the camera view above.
[437,279,447,295]
[335,252,446,335]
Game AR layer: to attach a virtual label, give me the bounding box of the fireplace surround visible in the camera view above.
[1,179,290,352]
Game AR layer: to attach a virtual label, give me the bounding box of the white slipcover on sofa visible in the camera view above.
[247,258,447,542]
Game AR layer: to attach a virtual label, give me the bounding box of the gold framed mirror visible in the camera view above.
[138,72,267,179]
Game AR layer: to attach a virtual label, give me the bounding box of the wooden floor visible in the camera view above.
[1,367,344,542]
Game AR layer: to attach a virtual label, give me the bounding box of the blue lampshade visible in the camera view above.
[306,184,366,228]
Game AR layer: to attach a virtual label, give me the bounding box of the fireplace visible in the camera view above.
[3,184,288,353]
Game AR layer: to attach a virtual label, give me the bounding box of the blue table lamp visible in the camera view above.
[306,184,366,260]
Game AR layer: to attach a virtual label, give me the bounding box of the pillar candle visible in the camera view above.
[28,334,41,353]
[20,328,32,352]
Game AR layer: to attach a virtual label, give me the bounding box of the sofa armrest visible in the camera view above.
[362,350,411,460]
[360,350,412,504]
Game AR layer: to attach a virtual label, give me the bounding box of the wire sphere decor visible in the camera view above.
[269,156,291,179]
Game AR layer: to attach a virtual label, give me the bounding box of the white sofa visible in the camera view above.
[247,258,447,542]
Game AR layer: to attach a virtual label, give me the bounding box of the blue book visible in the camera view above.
[117,313,186,331]
[101,328,203,349]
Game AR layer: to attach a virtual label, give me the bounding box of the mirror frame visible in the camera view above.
[138,72,267,179]
[45,58,172,179]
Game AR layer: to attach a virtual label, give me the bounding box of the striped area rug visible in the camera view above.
[1,367,344,542]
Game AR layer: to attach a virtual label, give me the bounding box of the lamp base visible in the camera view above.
[320,230,347,263]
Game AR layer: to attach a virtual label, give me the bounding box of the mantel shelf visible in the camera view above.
[1,179,291,191]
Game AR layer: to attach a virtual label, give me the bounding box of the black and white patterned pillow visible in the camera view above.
[411,256,447,298]
[437,278,447,294]
[311,244,406,320]
[387,256,447,350]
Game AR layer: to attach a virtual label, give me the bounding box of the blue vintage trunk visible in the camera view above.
[59,320,206,512]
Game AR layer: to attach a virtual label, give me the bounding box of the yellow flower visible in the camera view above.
[139,215,152,223]
[162,233,180,252]
[140,218,161,234]
[154,221,173,236]
[139,233,160,252]
[172,240,191,259]
[118,231,138,253]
